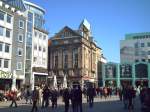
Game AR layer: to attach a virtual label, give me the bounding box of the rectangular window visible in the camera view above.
[147,42,150,47]
[34,44,37,50]
[0,59,2,68]
[39,46,41,51]
[7,14,12,23]
[4,59,9,68]
[34,57,37,62]
[19,20,24,29]
[141,43,145,47]
[0,26,4,36]
[17,62,22,70]
[134,43,138,48]
[148,51,150,55]
[135,60,139,63]
[5,44,10,53]
[43,35,46,40]
[18,48,23,56]
[18,34,23,42]
[43,47,46,52]
[6,29,11,38]
[0,11,5,21]
[142,59,145,62]
[0,43,2,51]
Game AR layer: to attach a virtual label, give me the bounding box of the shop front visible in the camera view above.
[0,70,12,90]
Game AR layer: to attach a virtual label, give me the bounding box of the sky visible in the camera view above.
[29,0,150,63]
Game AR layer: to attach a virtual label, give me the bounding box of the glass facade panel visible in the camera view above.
[0,11,5,21]
[5,44,10,53]
[7,14,12,23]
[105,64,116,78]
[120,64,132,78]
[0,43,2,51]
[6,29,10,38]
[0,26,4,36]
[4,59,9,68]
[135,64,148,78]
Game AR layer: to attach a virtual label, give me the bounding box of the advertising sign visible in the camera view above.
[105,64,116,78]
[120,64,132,78]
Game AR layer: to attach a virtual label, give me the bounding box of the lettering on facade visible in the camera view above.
[0,70,12,79]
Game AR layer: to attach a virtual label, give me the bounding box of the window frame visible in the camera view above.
[4,59,9,68]
[5,44,10,53]
[19,20,24,29]
[17,62,22,70]
[6,28,11,38]
[0,10,5,21]
[18,34,23,42]
[7,14,12,23]
[17,48,23,56]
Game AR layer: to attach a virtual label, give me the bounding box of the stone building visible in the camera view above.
[48,19,104,87]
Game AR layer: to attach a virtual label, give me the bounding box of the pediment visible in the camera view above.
[53,26,81,39]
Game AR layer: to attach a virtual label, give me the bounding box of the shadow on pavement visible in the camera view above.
[0,98,141,112]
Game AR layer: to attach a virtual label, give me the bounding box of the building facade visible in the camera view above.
[0,0,48,90]
[120,32,150,63]
[0,0,26,90]
[102,62,150,88]
[24,1,48,90]
[48,19,103,88]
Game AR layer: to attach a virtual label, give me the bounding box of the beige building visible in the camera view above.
[48,19,104,87]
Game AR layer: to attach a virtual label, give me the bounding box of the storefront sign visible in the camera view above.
[0,70,12,79]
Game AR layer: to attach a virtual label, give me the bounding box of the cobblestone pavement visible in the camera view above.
[0,96,141,112]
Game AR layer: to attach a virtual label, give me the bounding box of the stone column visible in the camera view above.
[116,64,120,88]
[11,70,16,91]
[132,63,136,87]
[148,63,150,88]
[102,63,105,87]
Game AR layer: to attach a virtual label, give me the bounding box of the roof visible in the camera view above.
[23,1,45,14]
[2,0,26,11]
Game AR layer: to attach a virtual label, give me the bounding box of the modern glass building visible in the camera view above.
[103,62,150,88]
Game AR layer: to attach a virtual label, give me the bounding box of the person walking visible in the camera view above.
[42,85,50,108]
[51,88,58,109]
[9,89,17,108]
[87,85,96,108]
[63,88,70,112]
[30,87,39,112]
[76,85,83,112]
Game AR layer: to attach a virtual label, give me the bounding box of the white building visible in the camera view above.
[120,32,150,63]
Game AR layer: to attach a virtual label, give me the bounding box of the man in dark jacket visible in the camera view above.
[63,88,70,112]
[87,85,96,108]
[76,85,83,112]
[42,86,50,108]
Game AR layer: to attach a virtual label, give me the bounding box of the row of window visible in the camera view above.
[0,59,9,68]
[0,26,11,38]
[135,59,150,63]
[0,43,10,53]
[134,42,150,48]
[0,59,22,70]
[135,51,150,56]
[0,10,12,23]
[33,57,46,65]
[34,44,46,52]
[34,31,47,40]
